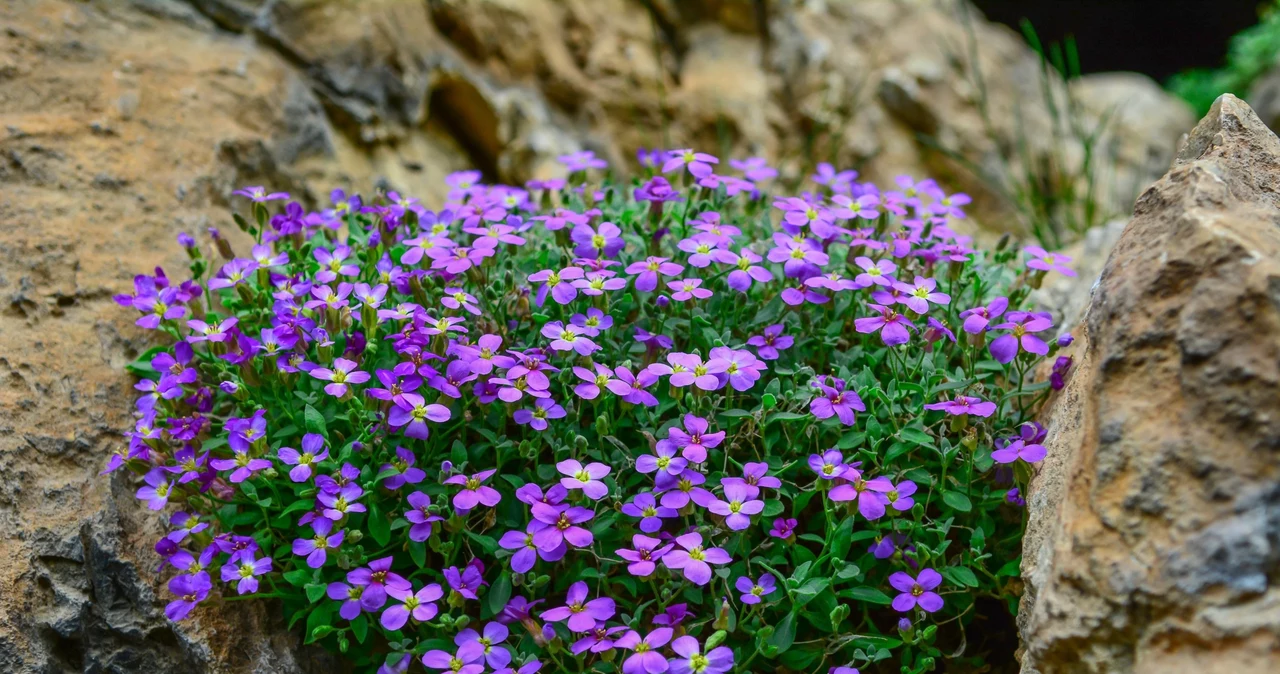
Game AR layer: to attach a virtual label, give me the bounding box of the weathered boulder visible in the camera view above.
[1019,94,1280,673]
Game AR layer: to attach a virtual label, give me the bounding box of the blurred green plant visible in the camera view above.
[931,9,1119,251]
[1169,1,1280,115]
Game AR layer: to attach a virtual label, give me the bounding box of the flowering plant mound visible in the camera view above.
[111,151,1073,674]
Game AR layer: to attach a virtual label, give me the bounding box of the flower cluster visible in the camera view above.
[110,150,1071,674]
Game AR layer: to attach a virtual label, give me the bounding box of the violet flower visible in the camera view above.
[667,635,733,673]
[457,622,513,669]
[540,581,616,633]
[666,414,725,463]
[735,574,777,604]
[988,311,1053,363]
[855,304,915,346]
[924,395,996,417]
[309,357,370,397]
[405,491,444,542]
[1024,246,1076,276]
[165,573,211,621]
[557,459,611,500]
[292,517,344,568]
[616,533,675,577]
[621,493,677,533]
[278,433,329,482]
[959,297,1008,334]
[513,398,566,431]
[616,627,673,674]
[221,553,271,595]
[530,502,595,550]
[444,469,502,512]
[499,528,566,573]
[708,481,764,530]
[662,532,730,585]
[420,642,484,674]
[889,569,944,613]
[747,324,793,361]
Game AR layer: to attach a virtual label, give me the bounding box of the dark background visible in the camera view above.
[973,0,1266,80]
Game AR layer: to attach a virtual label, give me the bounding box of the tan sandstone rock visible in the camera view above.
[1019,94,1280,673]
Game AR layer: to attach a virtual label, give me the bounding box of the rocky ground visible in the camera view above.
[0,0,1202,672]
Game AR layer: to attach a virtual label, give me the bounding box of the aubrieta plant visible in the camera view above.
[110,149,1073,674]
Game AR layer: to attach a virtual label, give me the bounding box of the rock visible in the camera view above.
[1019,94,1280,674]
[1247,65,1280,131]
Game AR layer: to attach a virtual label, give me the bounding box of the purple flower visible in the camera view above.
[668,635,734,674]
[767,234,828,276]
[208,258,257,290]
[388,392,452,440]
[135,469,173,510]
[541,321,600,355]
[626,257,685,293]
[855,304,915,346]
[572,364,616,400]
[165,573,211,621]
[1050,355,1073,390]
[662,149,719,177]
[853,256,896,288]
[381,447,427,490]
[662,532,731,585]
[708,481,765,530]
[649,353,726,392]
[621,493,678,533]
[666,414,726,463]
[769,517,798,539]
[894,276,950,314]
[513,398,566,431]
[314,245,360,283]
[810,380,866,426]
[747,324,794,361]
[889,569,944,613]
[730,156,776,182]
[829,473,893,520]
[885,480,918,512]
[656,469,715,510]
[309,357,370,397]
[572,222,626,259]
[421,642,484,674]
[988,311,1053,363]
[959,297,1008,334]
[233,185,289,202]
[499,528,566,573]
[735,574,777,604]
[404,491,444,542]
[1025,246,1076,276]
[457,334,516,375]
[186,316,238,343]
[541,581,616,633]
[559,150,608,172]
[444,469,502,512]
[924,395,996,417]
[457,622,513,669]
[721,248,773,291]
[528,267,584,306]
[348,556,411,612]
[634,176,684,206]
[991,437,1047,464]
[557,459,611,500]
[724,462,782,492]
[445,560,487,600]
[616,627,673,674]
[809,449,849,479]
[530,502,595,550]
[220,553,271,595]
[773,196,833,230]
[616,533,675,577]
[292,517,344,568]
[668,278,712,302]
[441,287,481,315]
[318,484,367,520]
[278,433,329,482]
[636,443,688,477]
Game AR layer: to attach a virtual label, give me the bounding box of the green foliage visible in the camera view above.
[1169,1,1280,115]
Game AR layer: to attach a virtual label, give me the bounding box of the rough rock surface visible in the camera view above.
[0,0,1193,672]
[1019,94,1280,673]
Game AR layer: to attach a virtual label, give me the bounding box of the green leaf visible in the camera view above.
[305,583,327,603]
[762,499,785,517]
[839,587,892,605]
[766,611,797,654]
[883,441,912,463]
[761,393,778,409]
[465,531,500,555]
[283,568,313,587]
[830,517,854,560]
[368,503,391,547]
[766,412,807,424]
[793,578,829,607]
[943,566,980,588]
[350,615,369,644]
[485,571,512,619]
[898,428,934,447]
[942,491,973,512]
[997,556,1023,577]
[837,431,866,450]
[304,405,327,437]
[304,603,334,644]
[409,540,427,568]
[719,409,754,419]
[280,498,316,517]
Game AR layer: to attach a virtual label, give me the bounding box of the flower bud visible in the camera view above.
[705,630,728,649]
